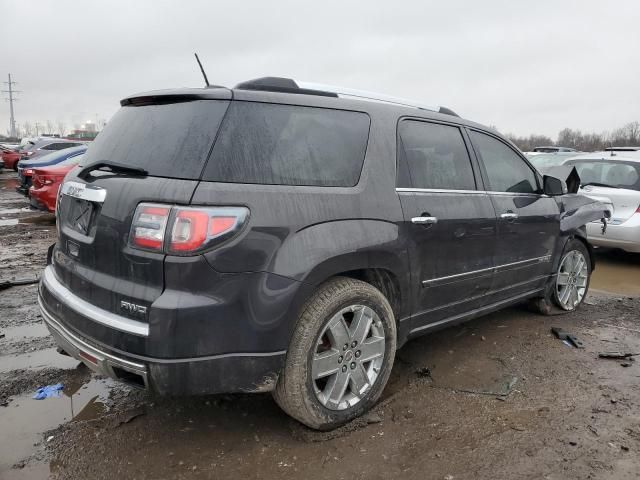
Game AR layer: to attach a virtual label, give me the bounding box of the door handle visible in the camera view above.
[411,216,438,225]
[500,212,518,221]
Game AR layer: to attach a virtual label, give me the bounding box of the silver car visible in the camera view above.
[562,153,640,253]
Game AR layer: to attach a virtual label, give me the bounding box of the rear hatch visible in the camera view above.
[53,90,230,321]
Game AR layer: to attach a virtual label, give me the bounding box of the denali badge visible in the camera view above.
[120,301,148,316]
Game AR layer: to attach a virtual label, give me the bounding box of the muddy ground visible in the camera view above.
[1,169,639,480]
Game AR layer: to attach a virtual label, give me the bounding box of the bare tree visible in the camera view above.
[46,120,55,135]
[56,120,66,137]
[23,121,33,137]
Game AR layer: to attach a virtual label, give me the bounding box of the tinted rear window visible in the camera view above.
[202,102,370,186]
[81,100,229,179]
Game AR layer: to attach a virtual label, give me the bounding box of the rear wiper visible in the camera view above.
[581,182,619,189]
[77,161,148,180]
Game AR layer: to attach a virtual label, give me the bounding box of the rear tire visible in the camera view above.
[531,239,592,315]
[273,277,396,430]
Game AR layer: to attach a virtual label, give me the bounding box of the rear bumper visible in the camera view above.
[38,265,289,395]
[29,186,56,213]
[587,216,640,253]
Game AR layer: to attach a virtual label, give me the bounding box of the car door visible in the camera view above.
[396,119,497,334]
[468,129,559,299]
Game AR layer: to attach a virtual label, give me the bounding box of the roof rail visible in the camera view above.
[234,77,459,116]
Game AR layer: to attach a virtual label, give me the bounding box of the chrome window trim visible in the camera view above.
[41,266,149,337]
[485,190,542,197]
[396,187,486,195]
[61,181,107,203]
[422,255,551,287]
[395,187,544,197]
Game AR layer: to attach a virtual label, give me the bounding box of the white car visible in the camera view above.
[562,152,640,253]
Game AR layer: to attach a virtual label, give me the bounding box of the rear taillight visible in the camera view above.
[636,205,640,214]
[129,204,249,254]
[130,204,171,251]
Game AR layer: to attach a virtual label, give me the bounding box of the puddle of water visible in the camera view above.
[0,208,31,215]
[1,323,50,340]
[591,249,640,296]
[18,215,55,225]
[0,178,20,190]
[0,348,80,373]
[0,377,113,474]
[0,214,53,227]
[1,462,51,480]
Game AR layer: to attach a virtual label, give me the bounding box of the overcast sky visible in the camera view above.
[1,0,639,138]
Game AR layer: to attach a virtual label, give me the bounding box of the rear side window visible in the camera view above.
[397,120,476,190]
[470,131,538,193]
[43,143,71,151]
[81,100,230,179]
[203,102,370,186]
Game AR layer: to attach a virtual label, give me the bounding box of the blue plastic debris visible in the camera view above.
[33,383,64,400]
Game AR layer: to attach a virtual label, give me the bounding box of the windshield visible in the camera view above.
[565,160,640,191]
[526,153,576,171]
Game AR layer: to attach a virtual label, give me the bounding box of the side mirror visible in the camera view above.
[543,175,568,196]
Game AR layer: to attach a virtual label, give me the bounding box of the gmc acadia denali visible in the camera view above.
[39,77,611,430]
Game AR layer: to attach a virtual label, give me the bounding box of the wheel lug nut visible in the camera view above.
[350,362,356,369]
[355,350,361,358]
[343,344,348,351]
[351,341,357,348]
[338,356,343,363]
[342,365,347,372]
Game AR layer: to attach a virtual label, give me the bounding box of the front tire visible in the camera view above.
[531,239,592,315]
[273,277,396,430]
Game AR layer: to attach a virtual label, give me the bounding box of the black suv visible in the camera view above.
[39,78,610,430]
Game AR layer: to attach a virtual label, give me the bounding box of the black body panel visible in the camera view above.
[40,85,612,396]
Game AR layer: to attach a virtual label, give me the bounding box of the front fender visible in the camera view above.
[554,194,612,271]
[558,193,612,234]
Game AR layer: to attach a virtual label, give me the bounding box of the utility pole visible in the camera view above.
[2,74,21,138]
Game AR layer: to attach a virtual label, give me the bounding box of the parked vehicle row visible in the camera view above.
[16,145,87,195]
[30,154,85,213]
[526,151,640,253]
[36,77,611,430]
[1,137,85,171]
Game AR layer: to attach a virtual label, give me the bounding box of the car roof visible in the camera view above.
[121,78,490,132]
[562,151,640,163]
[28,138,81,149]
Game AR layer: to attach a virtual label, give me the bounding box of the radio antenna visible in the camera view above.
[194,53,210,87]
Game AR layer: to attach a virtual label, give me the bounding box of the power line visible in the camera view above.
[2,74,21,138]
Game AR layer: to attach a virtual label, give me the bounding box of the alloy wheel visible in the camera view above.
[311,305,385,410]
[556,250,588,310]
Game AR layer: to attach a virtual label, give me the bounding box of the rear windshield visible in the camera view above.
[202,101,370,186]
[81,100,229,179]
[566,160,640,191]
[43,142,80,151]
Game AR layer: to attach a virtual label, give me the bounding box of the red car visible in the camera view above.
[1,147,22,170]
[29,162,79,213]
